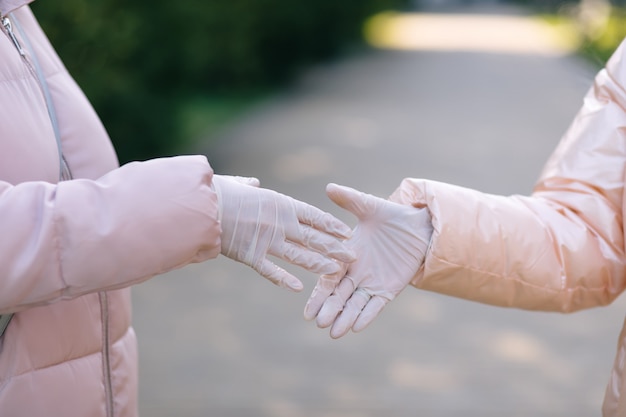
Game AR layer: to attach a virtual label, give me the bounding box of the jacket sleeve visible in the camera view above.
[0,155,222,314]
[389,40,626,313]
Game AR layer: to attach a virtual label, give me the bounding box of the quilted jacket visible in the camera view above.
[390,36,626,417]
[0,3,222,416]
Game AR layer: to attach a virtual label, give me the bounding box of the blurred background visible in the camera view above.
[29,0,626,164]
[31,0,626,416]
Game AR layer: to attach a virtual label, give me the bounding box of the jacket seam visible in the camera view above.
[51,187,70,290]
[99,292,114,417]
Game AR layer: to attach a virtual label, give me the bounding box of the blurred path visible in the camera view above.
[132,3,626,416]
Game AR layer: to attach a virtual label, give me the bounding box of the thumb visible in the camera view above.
[326,183,378,221]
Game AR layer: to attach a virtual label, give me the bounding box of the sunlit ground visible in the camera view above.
[364,12,579,56]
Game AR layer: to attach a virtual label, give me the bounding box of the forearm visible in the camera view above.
[391,178,625,312]
[0,155,221,313]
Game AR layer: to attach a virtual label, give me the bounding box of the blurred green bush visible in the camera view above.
[576,6,626,66]
[514,0,626,66]
[31,0,406,163]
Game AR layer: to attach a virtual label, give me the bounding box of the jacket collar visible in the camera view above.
[0,0,33,16]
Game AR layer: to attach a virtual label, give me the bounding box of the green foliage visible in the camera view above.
[577,7,626,66]
[31,0,406,163]
[508,0,579,13]
[513,1,626,68]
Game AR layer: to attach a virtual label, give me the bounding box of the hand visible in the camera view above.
[211,175,356,292]
[304,183,433,338]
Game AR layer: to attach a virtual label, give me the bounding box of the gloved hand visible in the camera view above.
[304,183,433,338]
[211,175,356,292]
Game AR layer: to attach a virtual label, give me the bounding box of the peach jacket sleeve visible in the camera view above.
[0,155,222,313]
[389,40,626,313]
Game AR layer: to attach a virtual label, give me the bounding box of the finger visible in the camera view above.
[291,199,353,240]
[326,183,378,221]
[255,259,303,292]
[271,242,345,276]
[315,295,344,328]
[315,276,357,328]
[352,295,388,333]
[330,288,370,339]
[214,174,260,187]
[304,269,347,321]
[231,176,260,187]
[286,225,356,263]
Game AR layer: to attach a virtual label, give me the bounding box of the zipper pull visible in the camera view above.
[2,15,24,56]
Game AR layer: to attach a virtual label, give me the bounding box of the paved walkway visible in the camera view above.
[132,3,626,416]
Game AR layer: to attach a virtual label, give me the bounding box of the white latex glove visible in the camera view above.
[221,175,261,187]
[304,183,433,338]
[211,175,356,292]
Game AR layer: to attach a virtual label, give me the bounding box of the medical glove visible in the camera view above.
[211,175,356,292]
[304,183,432,338]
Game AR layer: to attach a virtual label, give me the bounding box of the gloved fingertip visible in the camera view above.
[325,183,345,203]
[316,316,332,329]
[330,325,349,339]
[352,320,370,333]
[324,245,356,264]
[318,261,342,276]
[325,183,368,219]
[277,273,303,292]
[303,306,317,321]
[303,299,316,320]
[325,183,339,193]
[246,177,260,187]
[352,297,386,331]
[339,250,357,263]
[286,279,304,292]
[314,293,344,328]
[316,308,339,328]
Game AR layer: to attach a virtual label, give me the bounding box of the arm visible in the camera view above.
[305,40,626,338]
[390,39,626,312]
[0,155,221,313]
[1,155,355,313]
[391,180,623,312]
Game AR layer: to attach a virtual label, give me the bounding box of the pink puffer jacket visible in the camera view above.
[0,3,221,417]
[390,37,626,416]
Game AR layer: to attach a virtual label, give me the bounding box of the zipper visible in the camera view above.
[2,16,24,56]
[2,15,34,84]
[0,13,112,414]
[0,11,74,340]
[99,292,115,417]
[0,14,27,340]
[1,13,72,181]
